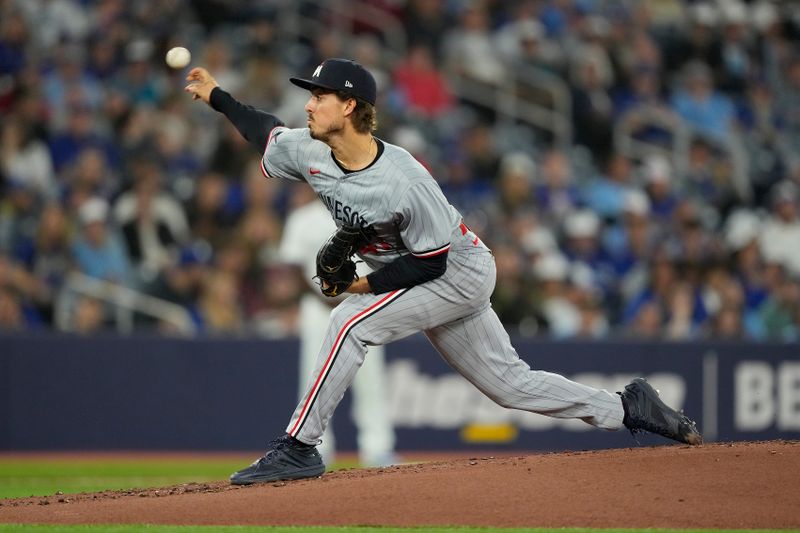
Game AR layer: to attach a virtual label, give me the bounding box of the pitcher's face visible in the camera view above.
[305,90,349,142]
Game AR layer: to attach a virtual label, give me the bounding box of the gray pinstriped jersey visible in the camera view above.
[261,127,486,270]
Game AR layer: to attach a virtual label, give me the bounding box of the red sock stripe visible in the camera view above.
[288,289,405,437]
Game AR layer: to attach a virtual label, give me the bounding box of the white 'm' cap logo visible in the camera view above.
[313,64,323,77]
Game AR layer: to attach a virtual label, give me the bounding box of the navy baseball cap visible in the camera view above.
[290,58,377,105]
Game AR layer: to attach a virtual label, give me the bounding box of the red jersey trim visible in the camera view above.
[259,125,282,178]
[411,243,451,258]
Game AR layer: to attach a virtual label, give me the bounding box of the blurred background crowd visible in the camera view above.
[1,0,799,341]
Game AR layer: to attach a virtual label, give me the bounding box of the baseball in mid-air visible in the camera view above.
[165,47,191,69]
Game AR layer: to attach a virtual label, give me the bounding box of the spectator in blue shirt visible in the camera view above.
[670,61,736,142]
[71,197,131,285]
[582,152,636,220]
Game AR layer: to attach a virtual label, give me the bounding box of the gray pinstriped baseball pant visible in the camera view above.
[286,247,625,445]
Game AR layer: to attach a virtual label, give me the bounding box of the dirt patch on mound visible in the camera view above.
[1,441,798,528]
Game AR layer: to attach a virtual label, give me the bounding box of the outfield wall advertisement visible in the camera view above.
[0,334,797,451]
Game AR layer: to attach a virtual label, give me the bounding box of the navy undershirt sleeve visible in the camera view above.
[366,252,448,294]
[210,87,284,151]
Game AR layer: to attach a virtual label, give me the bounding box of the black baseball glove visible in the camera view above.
[314,224,370,297]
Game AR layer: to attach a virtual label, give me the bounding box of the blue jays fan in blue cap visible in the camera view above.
[185,58,702,485]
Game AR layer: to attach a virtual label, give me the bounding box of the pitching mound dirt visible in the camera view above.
[1,440,798,528]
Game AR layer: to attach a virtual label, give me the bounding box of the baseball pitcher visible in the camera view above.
[185,58,702,485]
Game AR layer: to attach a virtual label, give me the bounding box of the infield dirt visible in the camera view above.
[1,440,798,528]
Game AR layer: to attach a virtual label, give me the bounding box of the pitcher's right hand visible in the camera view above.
[185,67,219,105]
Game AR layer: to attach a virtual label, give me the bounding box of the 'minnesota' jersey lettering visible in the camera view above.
[261,127,477,270]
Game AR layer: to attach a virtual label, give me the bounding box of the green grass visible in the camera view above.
[0,456,241,499]
[0,527,795,533]
[0,456,359,500]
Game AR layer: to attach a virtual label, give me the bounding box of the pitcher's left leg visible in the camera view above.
[287,289,413,445]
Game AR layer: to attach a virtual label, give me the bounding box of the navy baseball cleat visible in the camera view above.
[230,434,325,485]
[618,378,703,445]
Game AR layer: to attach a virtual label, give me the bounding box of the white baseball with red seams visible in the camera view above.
[165,47,191,69]
[260,127,626,445]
